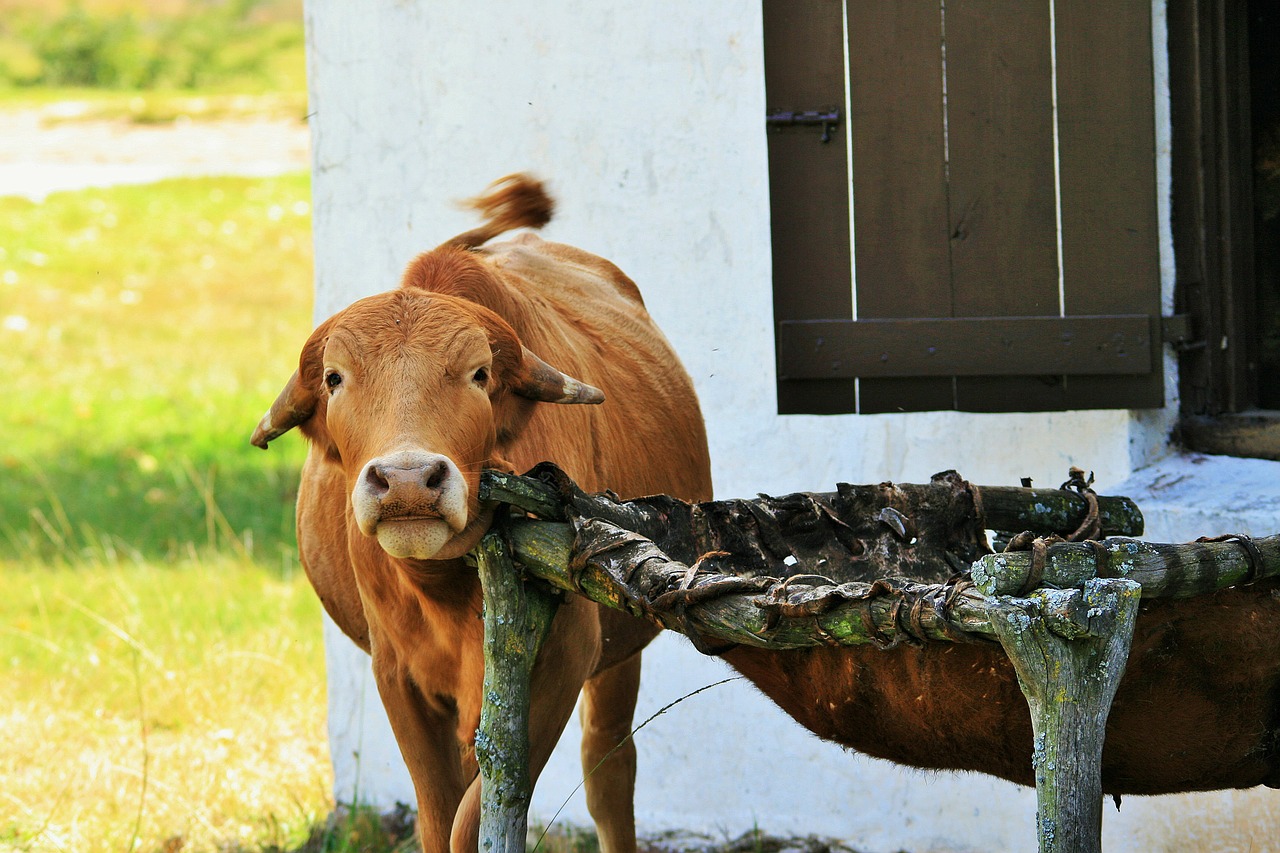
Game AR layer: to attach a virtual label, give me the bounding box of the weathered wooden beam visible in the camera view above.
[505,509,1276,662]
[478,470,1144,543]
[479,471,567,521]
[473,526,560,853]
[972,534,1280,597]
[977,485,1143,537]
[508,517,1130,648]
[1181,412,1280,462]
[506,517,997,646]
[989,579,1142,853]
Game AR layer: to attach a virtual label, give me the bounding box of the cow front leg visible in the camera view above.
[579,652,641,853]
[372,654,468,853]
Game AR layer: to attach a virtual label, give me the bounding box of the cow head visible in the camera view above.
[251,251,603,562]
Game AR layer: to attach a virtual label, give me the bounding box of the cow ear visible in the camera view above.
[511,346,605,405]
[250,319,333,448]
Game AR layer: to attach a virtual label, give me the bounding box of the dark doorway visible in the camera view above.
[1251,0,1280,409]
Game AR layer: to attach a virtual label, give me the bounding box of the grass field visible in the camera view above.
[0,2,408,848]
[0,173,344,852]
[0,1,305,94]
[1,558,330,851]
[1,174,312,566]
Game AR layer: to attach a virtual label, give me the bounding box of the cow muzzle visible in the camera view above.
[351,450,470,560]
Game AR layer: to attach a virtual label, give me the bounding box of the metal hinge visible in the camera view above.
[766,108,841,143]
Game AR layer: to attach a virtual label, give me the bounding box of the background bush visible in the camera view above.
[0,0,305,91]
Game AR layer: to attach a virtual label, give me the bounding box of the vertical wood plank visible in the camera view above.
[1250,1,1280,409]
[764,0,858,414]
[845,1,957,413]
[1055,0,1164,409]
[1212,0,1256,411]
[947,0,1067,412]
[769,0,1165,414]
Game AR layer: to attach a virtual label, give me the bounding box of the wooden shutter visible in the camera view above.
[765,0,1163,414]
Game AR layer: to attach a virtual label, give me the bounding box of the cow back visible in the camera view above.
[472,234,713,506]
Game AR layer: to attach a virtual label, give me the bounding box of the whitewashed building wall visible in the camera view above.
[302,2,1280,850]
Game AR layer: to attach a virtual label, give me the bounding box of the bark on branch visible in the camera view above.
[972,534,1280,597]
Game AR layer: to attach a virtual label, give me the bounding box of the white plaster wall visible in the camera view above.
[303,1,1279,850]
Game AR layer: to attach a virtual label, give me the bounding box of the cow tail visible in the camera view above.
[440,173,555,250]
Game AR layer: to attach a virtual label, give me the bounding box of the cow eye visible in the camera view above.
[472,366,490,386]
[325,371,343,391]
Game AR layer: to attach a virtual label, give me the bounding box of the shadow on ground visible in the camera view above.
[227,805,892,853]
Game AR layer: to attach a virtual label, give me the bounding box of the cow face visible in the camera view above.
[252,283,602,563]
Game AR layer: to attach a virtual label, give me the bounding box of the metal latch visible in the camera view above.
[1161,314,1203,350]
[766,109,840,143]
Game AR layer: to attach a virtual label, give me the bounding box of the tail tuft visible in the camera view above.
[441,173,554,250]
[466,173,554,232]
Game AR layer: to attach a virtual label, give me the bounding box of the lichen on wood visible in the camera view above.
[988,578,1142,853]
[506,517,1145,648]
[972,534,1280,597]
[473,524,560,853]
[977,485,1142,539]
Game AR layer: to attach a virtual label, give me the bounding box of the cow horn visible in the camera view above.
[514,347,605,404]
[250,370,317,448]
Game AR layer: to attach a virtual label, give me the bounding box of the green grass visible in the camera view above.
[0,174,314,567]
[0,0,308,123]
[0,2,363,848]
[0,173,332,850]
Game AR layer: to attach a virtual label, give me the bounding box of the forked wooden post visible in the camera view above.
[473,524,560,853]
[989,578,1142,853]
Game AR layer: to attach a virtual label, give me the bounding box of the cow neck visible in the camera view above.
[393,554,481,606]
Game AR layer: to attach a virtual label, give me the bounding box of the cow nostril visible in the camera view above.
[365,464,391,498]
[423,460,449,491]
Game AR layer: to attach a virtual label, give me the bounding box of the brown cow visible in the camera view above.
[251,175,712,853]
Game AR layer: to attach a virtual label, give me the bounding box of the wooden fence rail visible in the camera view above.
[469,467,1278,853]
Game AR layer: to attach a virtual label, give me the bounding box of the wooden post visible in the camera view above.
[473,524,560,853]
[988,578,1142,853]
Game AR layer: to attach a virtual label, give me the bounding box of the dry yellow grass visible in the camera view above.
[1,558,332,852]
